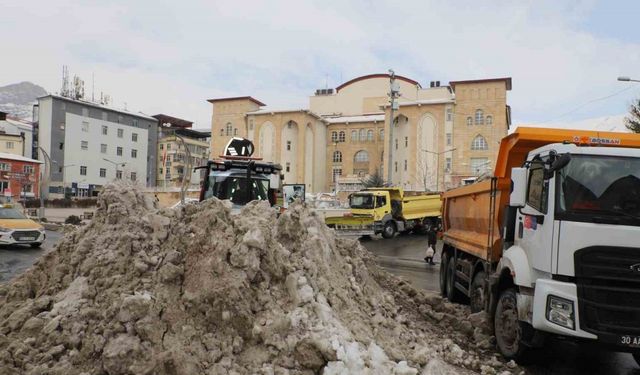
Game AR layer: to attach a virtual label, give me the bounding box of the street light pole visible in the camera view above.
[174,133,191,205]
[618,76,640,83]
[386,69,400,186]
[38,147,51,219]
[103,158,127,181]
[422,148,456,191]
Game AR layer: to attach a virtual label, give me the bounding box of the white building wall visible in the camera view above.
[38,97,52,160]
[63,113,148,187]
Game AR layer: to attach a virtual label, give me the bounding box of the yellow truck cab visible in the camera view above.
[0,204,46,248]
[326,187,441,238]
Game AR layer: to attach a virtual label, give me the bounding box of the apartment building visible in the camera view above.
[36,95,158,197]
[0,111,32,158]
[208,73,511,193]
[0,152,42,200]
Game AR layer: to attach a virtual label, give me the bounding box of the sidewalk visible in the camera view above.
[41,207,96,223]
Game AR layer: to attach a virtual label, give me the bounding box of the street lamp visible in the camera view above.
[103,158,127,180]
[421,148,456,192]
[38,147,51,219]
[618,76,640,83]
[53,161,75,198]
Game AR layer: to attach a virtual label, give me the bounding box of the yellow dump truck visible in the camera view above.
[325,188,441,238]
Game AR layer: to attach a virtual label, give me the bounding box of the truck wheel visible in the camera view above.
[470,271,486,313]
[495,288,530,361]
[382,222,396,239]
[440,252,449,297]
[446,257,464,303]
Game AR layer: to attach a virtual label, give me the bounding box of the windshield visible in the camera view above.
[0,208,27,219]
[350,194,375,209]
[556,155,640,224]
[204,175,269,205]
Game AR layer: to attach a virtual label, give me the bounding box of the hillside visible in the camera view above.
[0,81,47,120]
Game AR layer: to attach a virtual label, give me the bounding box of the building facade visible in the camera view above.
[0,152,42,200]
[37,95,158,197]
[0,111,32,158]
[208,74,511,193]
[154,113,209,189]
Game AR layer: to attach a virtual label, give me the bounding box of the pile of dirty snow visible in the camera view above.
[0,183,521,375]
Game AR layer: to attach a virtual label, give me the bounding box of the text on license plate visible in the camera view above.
[19,237,36,241]
[621,336,640,347]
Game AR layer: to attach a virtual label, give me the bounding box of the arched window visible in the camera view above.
[333,150,342,163]
[354,150,369,163]
[475,109,484,125]
[367,130,374,142]
[359,129,366,141]
[233,128,238,136]
[486,115,493,126]
[379,129,384,141]
[466,117,472,126]
[338,131,345,142]
[331,131,338,143]
[226,123,232,136]
[351,130,358,142]
[471,135,488,150]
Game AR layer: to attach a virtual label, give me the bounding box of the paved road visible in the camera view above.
[0,230,63,284]
[361,233,640,375]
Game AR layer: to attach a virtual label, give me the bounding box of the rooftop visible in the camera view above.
[38,94,158,121]
[335,73,421,92]
[449,77,512,91]
[0,152,43,164]
[207,96,266,107]
[153,114,194,129]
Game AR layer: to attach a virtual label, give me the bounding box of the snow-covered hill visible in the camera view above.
[0,81,47,120]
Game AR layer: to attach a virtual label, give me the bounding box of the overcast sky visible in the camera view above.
[2,0,640,129]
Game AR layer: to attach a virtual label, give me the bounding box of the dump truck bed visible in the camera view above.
[401,194,442,221]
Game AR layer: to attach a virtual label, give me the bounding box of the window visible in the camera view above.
[394,162,398,172]
[331,131,338,143]
[23,165,34,174]
[359,129,365,142]
[351,130,358,142]
[466,117,473,126]
[133,119,139,127]
[116,170,122,179]
[405,137,408,147]
[367,130,374,142]
[526,163,547,213]
[159,168,163,175]
[354,150,369,163]
[60,123,65,130]
[117,147,123,156]
[471,135,488,150]
[225,123,232,136]
[165,167,170,175]
[446,133,452,146]
[81,140,88,150]
[81,121,89,132]
[471,157,489,175]
[80,166,87,176]
[131,172,137,181]
[285,162,291,173]
[131,149,138,158]
[333,150,342,163]
[338,131,345,142]
[286,141,291,151]
[404,160,407,171]
[167,144,171,150]
[445,158,452,172]
[395,139,398,150]
[82,108,89,117]
[160,144,164,150]
[332,167,342,183]
[234,128,238,136]
[99,168,106,178]
[102,112,108,120]
[486,115,493,126]
[249,119,254,130]
[379,129,384,141]
[475,109,484,125]
[117,115,123,123]
[117,128,123,138]
[6,142,13,149]
[446,107,453,121]
[59,142,64,150]
[132,133,138,142]
[0,180,7,192]
[102,126,108,135]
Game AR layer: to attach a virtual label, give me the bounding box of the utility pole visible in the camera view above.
[386,69,400,185]
[38,147,51,219]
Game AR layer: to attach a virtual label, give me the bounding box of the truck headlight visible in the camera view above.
[546,295,575,330]
[0,226,11,233]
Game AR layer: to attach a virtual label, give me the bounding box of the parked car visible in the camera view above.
[0,204,46,248]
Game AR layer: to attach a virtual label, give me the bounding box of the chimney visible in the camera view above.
[0,111,6,121]
[430,81,435,88]
[436,81,441,87]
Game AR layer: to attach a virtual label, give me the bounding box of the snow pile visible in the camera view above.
[0,183,521,375]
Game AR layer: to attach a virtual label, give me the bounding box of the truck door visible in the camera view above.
[516,161,555,274]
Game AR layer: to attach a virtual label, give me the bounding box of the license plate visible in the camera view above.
[18,237,36,241]
[620,335,640,347]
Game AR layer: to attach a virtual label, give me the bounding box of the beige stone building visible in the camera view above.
[0,132,24,157]
[208,74,511,193]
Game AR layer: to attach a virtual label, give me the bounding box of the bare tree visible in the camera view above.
[416,158,435,192]
[625,98,640,133]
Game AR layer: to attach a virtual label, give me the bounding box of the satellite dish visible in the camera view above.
[224,137,254,157]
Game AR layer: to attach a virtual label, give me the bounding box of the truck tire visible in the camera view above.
[382,222,396,239]
[494,288,530,361]
[470,270,486,313]
[439,252,449,297]
[446,257,464,303]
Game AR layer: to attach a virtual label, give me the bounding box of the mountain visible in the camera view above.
[0,81,48,121]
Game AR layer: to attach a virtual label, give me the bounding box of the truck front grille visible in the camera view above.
[11,230,41,241]
[575,246,640,335]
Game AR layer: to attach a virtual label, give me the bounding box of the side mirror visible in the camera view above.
[544,153,571,179]
[510,168,527,208]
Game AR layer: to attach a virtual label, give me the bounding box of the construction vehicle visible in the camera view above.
[198,138,283,207]
[440,127,640,365]
[325,188,441,238]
